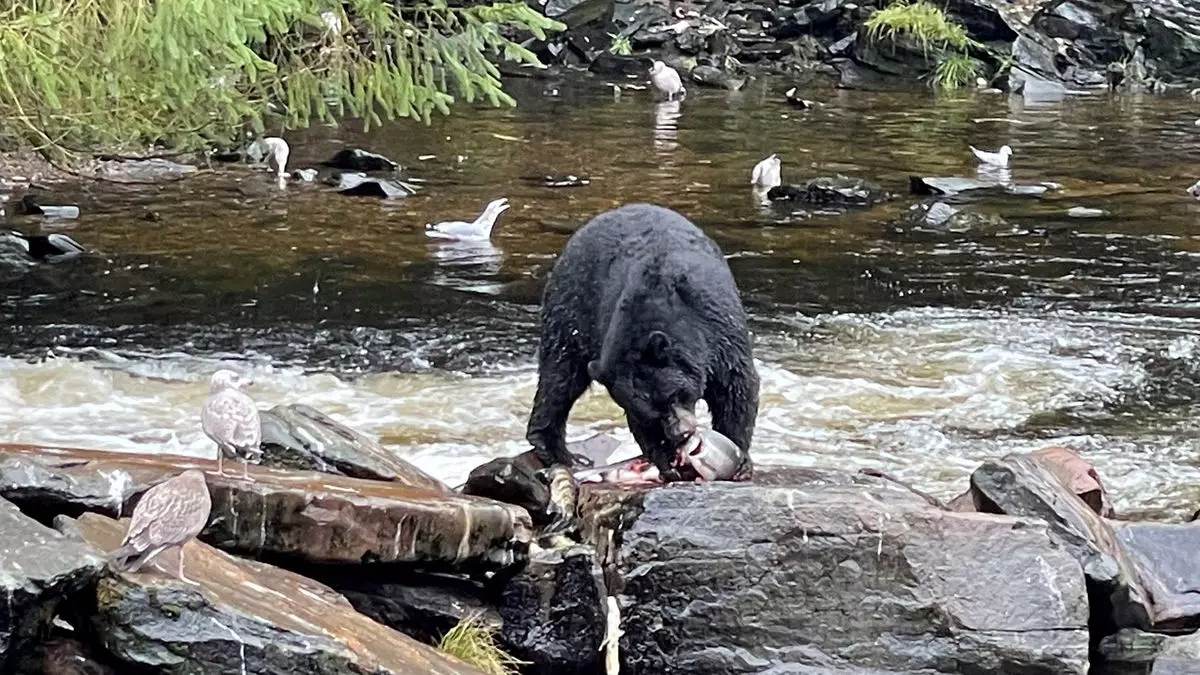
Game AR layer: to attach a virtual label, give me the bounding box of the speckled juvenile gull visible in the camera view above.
[424,197,510,241]
[970,144,1012,167]
[649,60,685,101]
[751,154,781,190]
[109,468,212,583]
[201,369,262,479]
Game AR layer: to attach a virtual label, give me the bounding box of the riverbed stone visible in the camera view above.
[71,512,486,675]
[1098,628,1200,674]
[259,403,448,490]
[586,467,1090,674]
[498,544,607,675]
[767,175,890,207]
[0,497,105,671]
[970,451,1152,629]
[1113,521,1200,630]
[0,444,532,574]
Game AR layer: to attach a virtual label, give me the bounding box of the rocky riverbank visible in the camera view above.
[0,404,1198,674]
[524,0,1200,95]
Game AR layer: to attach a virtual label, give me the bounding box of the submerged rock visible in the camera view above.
[0,445,531,574]
[0,498,104,670]
[322,148,401,173]
[259,404,448,490]
[884,200,1019,239]
[588,467,1090,674]
[332,172,418,199]
[970,451,1152,629]
[71,512,486,675]
[768,175,890,207]
[499,545,607,675]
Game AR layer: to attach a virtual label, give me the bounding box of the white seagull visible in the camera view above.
[246,137,290,177]
[970,144,1013,168]
[649,61,686,101]
[424,198,510,242]
[751,154,781,191]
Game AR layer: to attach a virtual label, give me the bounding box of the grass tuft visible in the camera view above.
[864,0,970,53]
[437,612,527,675]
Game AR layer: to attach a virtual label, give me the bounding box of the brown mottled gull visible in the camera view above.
[108,469,212,582]
[201,369,262,479]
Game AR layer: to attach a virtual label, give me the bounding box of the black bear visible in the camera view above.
[525,203,759,481]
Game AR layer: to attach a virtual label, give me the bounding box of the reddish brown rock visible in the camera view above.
[1030,446,1115,517]
[0,444,531,573]
[72,512,485,675]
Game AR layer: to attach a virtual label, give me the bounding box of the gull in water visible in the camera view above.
[751,154,781,191]
[970,144,1013,168]
[108,469,212,583]
[1188,179,1200,200]
[246,137,290,177]
[201,369,262,480]
[649,60,686,101]
[424,198,510,242]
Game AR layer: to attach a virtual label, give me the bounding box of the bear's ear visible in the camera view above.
[644,331,671,365]
[587,360,604,381]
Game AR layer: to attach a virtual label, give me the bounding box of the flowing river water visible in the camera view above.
[3,75,1200,520]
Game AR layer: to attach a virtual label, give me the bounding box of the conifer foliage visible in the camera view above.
[0,0,563,155]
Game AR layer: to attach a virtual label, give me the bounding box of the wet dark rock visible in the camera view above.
[2,231,86,261]
[1141,0,1200,82]
[292,168,319,182]
[1099,628,1200,674]
[909,175,1001,195]
[0,445,531,574]
[689,64,747,90]
[0,498,104,671]
[589,467,1089,674]
[499,545,607,675]
[460,452,552,529]
[970,451,1152,630]
[768,175,890,207]
[71,512,486,675]
[322,148,400,173]
[27,635,121,675]
[740,40,791,61]
[0,235,37,281]
[332,172,418,199]
[587,53,650,77]
[325,571,499,644]
[1113,521,1200,630]
[259,403,449,491]
[885,200,1019,239]
[12,194,79,220]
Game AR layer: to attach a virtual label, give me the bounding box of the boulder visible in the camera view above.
[1113,521,1200,630]
[768,175,890,207]
[1098,628,1200,674]
[71,512,486,675]
[1139,0,1200,82]
[884,200,1019,240]
[587,468,1090,674]
[499,545,607,675]
[323,571,499,644]
[0,497,105,670]
[0,445,531,574]
[970,451,1152,629]
[259,403,448,490]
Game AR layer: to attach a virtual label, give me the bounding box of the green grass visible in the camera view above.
[437,612,527,675]
[864,0,970,53]
[931,52,980,89]
[608,34,632,56]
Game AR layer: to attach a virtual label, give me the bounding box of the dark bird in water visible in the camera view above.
[109,469,212,582]
[4,231,86,260]
[201,369,263,479]
[784,87,814,109]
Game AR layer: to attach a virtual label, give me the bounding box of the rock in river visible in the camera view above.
[1113,520,1200,630]
[0,445,531,574]
[0,497,104,670]
[259,403,448,490]
[768,175,890,207]
[586,467,1090,674]
[71,512,486,675]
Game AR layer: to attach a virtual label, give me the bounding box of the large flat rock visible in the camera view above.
[73,512,486,675]
[0,497,104,669]
[585,468,1090,675]
[1113,521,1200,630]
[0,444,531,573]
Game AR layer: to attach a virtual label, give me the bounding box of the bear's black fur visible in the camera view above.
[525,203,759,480]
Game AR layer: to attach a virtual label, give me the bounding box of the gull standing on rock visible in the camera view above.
[247,137,290,177]
[108,469,212,583]
[424,198,510,242]
[649,60,686,101]
[751,154,782,191]
[201,369,262,480]
[970,144,1013,168]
